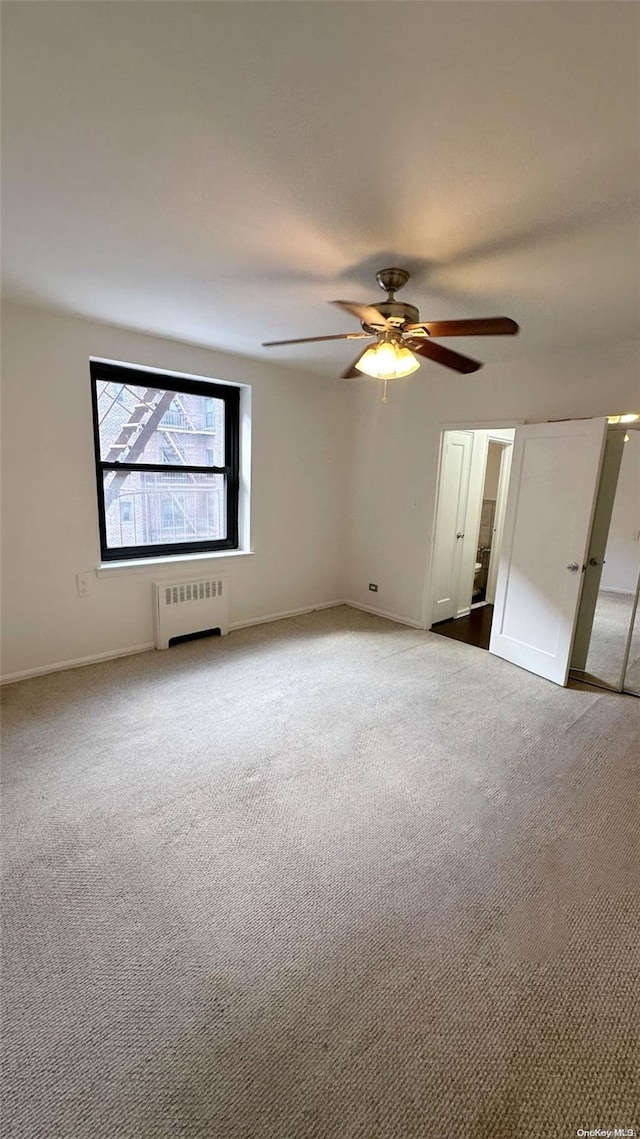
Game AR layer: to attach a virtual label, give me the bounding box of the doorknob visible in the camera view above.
[567,562,580,572]
[456,532,465,539]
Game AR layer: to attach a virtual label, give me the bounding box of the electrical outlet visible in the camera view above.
[369,583,378,592]
[76,572,93,597]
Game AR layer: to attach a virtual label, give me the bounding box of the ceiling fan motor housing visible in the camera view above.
[363,267,420,331]
[363,300,420,332]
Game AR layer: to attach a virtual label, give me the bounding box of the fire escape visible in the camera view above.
[100,386,213,541]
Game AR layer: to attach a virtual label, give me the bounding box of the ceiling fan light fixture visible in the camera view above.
[355,338,420,380]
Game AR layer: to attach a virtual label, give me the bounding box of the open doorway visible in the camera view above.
[429,426,515,651]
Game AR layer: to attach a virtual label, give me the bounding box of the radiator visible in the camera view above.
[153,576,229,649]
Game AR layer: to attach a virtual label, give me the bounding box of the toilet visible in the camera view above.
[474,560,483,587]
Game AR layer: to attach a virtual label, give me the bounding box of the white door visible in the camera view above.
[431,431,473,623]
[489,417,608,685]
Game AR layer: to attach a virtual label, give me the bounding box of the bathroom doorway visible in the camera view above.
[429,425,515,650]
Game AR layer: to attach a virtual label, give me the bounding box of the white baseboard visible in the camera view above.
[1,643,155,685]
[343,599,425,629]
[229,600,344,631]
[0,599,425,685]
[0,602,346,684]
[599,587,635,596]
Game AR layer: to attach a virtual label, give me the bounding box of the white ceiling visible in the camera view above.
[2,1,639,376]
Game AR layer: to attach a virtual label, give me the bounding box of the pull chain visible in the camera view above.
[382,378,388,404]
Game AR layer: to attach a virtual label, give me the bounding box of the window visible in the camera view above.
[91,361,240,561]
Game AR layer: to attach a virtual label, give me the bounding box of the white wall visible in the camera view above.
[342,339,640,626]
[600,430,640,594]
[1,302,348,679]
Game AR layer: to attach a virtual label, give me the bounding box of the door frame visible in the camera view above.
[421,419,524,629]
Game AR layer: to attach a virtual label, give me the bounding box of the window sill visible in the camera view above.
[96,549,254,577]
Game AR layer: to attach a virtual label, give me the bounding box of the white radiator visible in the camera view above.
[153,576,229,649]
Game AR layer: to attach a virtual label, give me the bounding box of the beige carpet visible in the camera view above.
[1,606,639,1138]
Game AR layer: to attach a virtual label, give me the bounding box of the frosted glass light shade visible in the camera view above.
[355,340,420,380]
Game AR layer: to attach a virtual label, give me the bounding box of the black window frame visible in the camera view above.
[90,361,240,562]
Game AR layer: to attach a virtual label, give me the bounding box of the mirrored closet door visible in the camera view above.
[571,426,640,694]
[620,574,640,696]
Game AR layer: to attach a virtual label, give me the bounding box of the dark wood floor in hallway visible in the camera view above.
[431,603,494,651]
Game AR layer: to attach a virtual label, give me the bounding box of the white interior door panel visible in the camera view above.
[489,418,607,685]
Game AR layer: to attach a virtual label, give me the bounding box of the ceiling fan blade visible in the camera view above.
[262,332,373,347]
[341,346,372,379]
[331,300,391,330]
[406,338,482,374]
[406,317,519,337]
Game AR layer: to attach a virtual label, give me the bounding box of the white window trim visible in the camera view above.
[96,548,254,577]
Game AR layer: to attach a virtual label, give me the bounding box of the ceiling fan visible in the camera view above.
[263,268,519,398]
